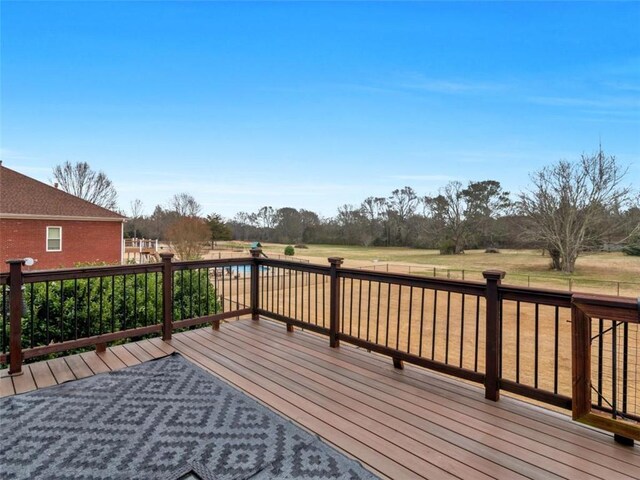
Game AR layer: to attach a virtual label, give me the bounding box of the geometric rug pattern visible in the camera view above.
[0,354,378,480]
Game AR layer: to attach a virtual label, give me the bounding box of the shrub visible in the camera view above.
[284,245,295,256]
[0,269,220,354]
[622,243,640,256]
[438,240,456,255]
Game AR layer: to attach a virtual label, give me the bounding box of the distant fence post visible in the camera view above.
[6,259,25,375]
[483,270,505,401]
[160,253,174,340]
[328,257,344,348]
[250,248,262,320]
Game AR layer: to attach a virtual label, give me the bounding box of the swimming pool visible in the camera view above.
[215,265,269,276]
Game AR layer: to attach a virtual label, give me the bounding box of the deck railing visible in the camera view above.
[124,238,158,251]
[0,254,251,370]
[2,249,638,442]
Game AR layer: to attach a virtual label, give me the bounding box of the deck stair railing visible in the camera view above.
[124,238,158,251]
[1,248,638,443]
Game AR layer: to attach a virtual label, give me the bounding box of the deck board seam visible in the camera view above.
[217,324,639,474]
[241,319,640,459]
[184,329,514,480]
[170,336,399,480]
[171,334,439,480]
[185,328,532,480]
[197,327,620,480]
[221,320,633,474]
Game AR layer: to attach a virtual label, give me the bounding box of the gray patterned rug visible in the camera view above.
[0,354,378,480]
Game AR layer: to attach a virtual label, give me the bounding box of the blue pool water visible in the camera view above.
[218,265,269,276]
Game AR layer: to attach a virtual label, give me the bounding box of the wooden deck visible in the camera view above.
[0,338,173,396]
[2,318,639,479]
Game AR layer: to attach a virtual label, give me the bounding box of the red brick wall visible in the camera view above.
[1,219,122,272]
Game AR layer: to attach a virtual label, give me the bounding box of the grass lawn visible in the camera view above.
[230,243,640,295]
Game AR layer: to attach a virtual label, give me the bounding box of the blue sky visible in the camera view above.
[2,1,639,218]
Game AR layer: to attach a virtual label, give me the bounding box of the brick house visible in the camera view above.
[0,163,125,271]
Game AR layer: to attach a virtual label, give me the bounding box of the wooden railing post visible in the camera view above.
[160,253,174,340]
[328,257,343,348]
[6,259,25,375]
[571,294,639,444]
[250,248,261,321]
[571,304,591,421]
[483,270,505,401]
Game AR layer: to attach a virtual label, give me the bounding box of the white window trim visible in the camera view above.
[46,226,62,252]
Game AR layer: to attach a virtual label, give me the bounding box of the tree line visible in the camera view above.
[52,148,639,272]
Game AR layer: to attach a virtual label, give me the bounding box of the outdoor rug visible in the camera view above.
[0,354,378,480]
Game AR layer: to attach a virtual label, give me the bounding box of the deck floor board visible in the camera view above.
[64,355,93,379]
[47,357,76,384]
[183,327,522,480]
[2,318,637,480]
[11,366,37,394]
[80,351,111,374]
[0,375,15,397]
[241,319,640,462]
[227,321,640,474]
[168,318,637,480]
[29,361,57,389]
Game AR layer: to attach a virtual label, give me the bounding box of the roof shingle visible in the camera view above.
[0,164,125,220]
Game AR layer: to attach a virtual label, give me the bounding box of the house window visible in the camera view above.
[46,226,62,252]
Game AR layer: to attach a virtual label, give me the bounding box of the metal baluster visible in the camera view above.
[474,296,480,372]
[385,283,391,348]
[45,282,50,344]
[597,318,604,407]
[431,290,438,360]
[554,306,559,394]
[28,283,34,348]
[376,282,381,344]
[445,291,451,363]
[516,301,521,383]
[459,294,465,368]
[99,277,104,334]
[534,303,539,389]
[86,278,91,337]
[74,278,78,340]
[418,288,425,357]
[612,321,618,419]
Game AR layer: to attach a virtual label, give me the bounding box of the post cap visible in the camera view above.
[5,259,26,265]
[328,257,344,266]
[482,270,506,280]
[159,253,174,261]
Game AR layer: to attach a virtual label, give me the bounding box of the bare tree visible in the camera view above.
[130,199,144,218]
[128,199,144,238]
[52,161,118,209]
[166,217,209,260]
[519,149,633,273]
[424,181,468,254]
[387,187,420,245]
[170,193,202,217]
[256,206,277,229]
